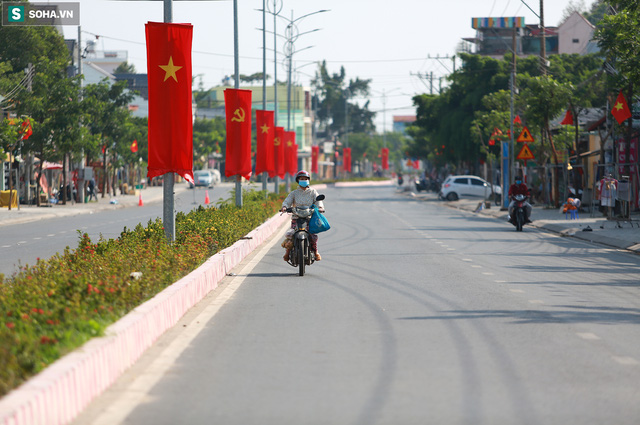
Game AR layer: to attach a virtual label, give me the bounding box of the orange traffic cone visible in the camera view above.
[138,193,144,207]
[204,190,210,205]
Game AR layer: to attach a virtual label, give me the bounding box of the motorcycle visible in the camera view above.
[414,177,428,192]
[510,194,529,231]
[284,194,325,276]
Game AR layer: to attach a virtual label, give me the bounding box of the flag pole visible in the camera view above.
[233,0,243,207]
[162,0,176,241]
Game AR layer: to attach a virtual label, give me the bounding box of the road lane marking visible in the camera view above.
[47,234,55,237]
[33,237,41,240]
[528,300,544,304]
[462,259,473,262]
[612,356,639,366]
[576,332,600,341]
[17,241,27,244]
[482,272,494,275]
[471,265,483,268]
[1,245,10,248]
[84,224,287,425]
[496,280,507,283]
[510,289,524,293]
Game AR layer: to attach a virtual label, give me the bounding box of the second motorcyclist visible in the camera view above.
[508,176,532,223]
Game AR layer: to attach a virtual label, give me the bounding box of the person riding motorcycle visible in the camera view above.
[508,177,532,223]
[280,170,325,262]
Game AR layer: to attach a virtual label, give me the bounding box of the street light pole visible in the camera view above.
[162,0,175,241]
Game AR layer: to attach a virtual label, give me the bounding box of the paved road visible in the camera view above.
[0,184,233,277]
[72,184,640,424]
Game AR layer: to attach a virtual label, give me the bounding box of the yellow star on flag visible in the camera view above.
[287,141,293,147]
[159,56,182,82]
[615,102,624,111]
[260,124,270,134]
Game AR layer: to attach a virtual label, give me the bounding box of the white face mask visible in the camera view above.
[298,180,309,188]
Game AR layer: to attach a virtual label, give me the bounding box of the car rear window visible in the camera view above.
[453,178,468,185]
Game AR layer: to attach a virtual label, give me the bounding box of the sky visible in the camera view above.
[62,0,577,132]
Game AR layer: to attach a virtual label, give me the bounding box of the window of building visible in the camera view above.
[572,38,580,43]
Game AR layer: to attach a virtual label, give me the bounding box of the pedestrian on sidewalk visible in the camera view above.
[88,178,97,201]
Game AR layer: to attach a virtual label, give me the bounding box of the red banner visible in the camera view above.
[255,110,275,176]
[274,126,285,179]
[145,22,194,183]
[381,147,389,170]
[612,90,632,125]
[291,144,299,176]
[284,131,297,176]
[343,147,352,172]
[311,145,319,174]
[224,89,253,180]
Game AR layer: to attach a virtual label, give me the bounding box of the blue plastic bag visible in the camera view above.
[309,205,330,233]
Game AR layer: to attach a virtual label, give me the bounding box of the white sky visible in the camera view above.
[63,0,575,132]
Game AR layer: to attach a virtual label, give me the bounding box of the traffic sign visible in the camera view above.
[516,144,535,160]
[516,126,535,143]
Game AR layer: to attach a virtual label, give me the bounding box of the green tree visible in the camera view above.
[113,61,137,74]
[311,61,375,136]
[193,117,225,170]
[82,80,134,196]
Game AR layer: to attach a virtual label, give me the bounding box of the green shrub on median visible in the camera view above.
[0,189,285,397]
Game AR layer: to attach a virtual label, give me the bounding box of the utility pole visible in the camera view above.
[162,0,176,240]
[540,0,547,75]
[261,0,268,195]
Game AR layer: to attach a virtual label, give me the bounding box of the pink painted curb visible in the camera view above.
[0,212,290,425]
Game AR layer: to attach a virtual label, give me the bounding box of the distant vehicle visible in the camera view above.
[210,169,221,185]
[439,175,501,201]
[190,170,215,188]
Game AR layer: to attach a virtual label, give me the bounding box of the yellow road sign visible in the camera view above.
[517,143,535,160]
[517,126,535,143]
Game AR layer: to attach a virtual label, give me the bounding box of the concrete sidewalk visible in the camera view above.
[0,184,190,227]
[408,190,640,254]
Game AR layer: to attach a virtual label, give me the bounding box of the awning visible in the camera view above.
[42,161,63,170]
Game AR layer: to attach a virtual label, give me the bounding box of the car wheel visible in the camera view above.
[446,192,459,201]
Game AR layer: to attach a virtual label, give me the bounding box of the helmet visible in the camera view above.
[295,170,310,182]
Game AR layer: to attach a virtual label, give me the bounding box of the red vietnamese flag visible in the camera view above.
[255,110,275,176]
[381,147,389,170]
[284,131,297,176]
[612,90,632,125]
[513,115,522,125]
[274,126,285,179]
[224,89,253,180]
[412,159,420,169]
[130,140,138,153]
[145,22,194,184]
[311,145,319,174]
[20,119,32,140]
[291,144,299,175]
[560,109,574,125]
[343,147,352,172]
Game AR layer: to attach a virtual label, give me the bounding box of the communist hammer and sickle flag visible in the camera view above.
[224,89,253,180]
[231,107,246,122]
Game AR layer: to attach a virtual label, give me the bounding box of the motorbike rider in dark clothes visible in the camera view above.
[508,176,532,223]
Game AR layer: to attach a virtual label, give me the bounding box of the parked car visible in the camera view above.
[439,175,501,201]
[190,170,215,188]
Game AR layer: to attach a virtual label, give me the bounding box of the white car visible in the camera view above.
[439,175,501,201]
[190,170,215,188]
